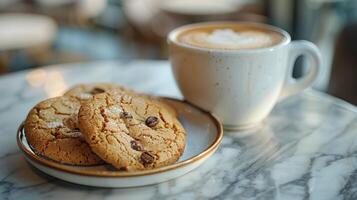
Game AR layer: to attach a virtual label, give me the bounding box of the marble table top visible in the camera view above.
[1,60,356,200]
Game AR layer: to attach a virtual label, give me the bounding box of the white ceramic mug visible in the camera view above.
[168,22,321,130]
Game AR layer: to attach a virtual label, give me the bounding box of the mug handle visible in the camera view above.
[279,40,322,100]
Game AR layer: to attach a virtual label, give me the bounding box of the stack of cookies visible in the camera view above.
[24,83,186,171]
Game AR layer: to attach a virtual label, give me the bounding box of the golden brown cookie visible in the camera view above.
[140,95,178,117]
[65,83,177,116]
[64,83,128,101]
[24,96,103,165]
[78,91,186,171]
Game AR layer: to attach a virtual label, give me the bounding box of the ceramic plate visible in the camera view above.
[17,98,223,188]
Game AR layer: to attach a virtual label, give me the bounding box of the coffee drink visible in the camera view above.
[169,22,321,130]
[176,23,285,50]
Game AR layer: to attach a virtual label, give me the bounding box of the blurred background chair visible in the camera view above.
[0,0,355,104]
[328,23,357,104]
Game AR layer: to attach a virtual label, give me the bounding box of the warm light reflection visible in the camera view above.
[26,69,67,98]
[26,69,47,87]
[44,71,67,98]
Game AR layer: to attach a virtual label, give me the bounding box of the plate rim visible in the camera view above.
[17,97,223,177]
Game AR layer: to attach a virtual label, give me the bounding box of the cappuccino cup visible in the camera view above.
[168,22,321,130]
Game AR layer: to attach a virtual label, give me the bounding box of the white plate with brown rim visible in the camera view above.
[17,98,223,188]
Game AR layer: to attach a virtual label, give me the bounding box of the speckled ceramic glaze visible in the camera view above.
[168,22,322,130]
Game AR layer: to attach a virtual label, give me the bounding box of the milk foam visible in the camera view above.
[180,28,279,50]
[208,29,273,47]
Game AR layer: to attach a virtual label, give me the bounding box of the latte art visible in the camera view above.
[177,25,284,50]
[211,29,274,48]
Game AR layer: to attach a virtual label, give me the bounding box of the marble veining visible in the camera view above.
[0,60,356,200]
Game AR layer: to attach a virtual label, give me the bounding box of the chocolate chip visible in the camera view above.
[89,87,105,95]
[140,152,154,166]
[120,111,132,119]
[118,167,127,171]
[130,140,142,151]
[145,116,158,127]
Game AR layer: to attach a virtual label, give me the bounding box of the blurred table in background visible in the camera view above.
[0,0,109,73]
[0,0,266,69]
[0,13,57,73]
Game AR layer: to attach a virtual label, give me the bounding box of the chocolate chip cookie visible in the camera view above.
[78,91,186,171]
[24,96,103,165]
[141,95,178,117]
[65,83,177,116]
[64,83,128,101]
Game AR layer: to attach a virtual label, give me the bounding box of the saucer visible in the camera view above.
[17,98,223,188]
